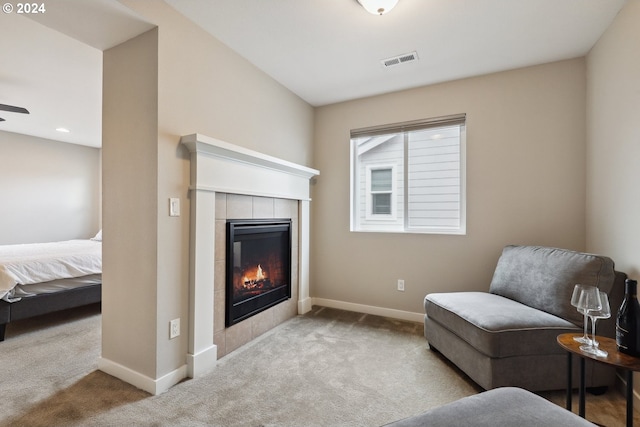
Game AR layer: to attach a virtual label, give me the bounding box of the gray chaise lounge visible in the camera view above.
[424,245,625,391]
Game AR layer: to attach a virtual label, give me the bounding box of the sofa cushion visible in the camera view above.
[425,292,579,358]
[384,387,597,427]
[489,245,616,326]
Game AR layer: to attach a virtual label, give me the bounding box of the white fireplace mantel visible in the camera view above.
[181,133,318,201]
[180,133,319,379]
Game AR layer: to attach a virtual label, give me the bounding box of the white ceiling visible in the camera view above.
[167,0,627,106]
[0,0,153,147]
[0,0,627,148]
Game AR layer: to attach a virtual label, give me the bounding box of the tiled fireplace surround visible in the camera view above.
[181,134,319,379]
[213,193,299,358]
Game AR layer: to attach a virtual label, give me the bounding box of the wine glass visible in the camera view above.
[571,284,594,344]
[574,286,601,351]
[579,290,610,358]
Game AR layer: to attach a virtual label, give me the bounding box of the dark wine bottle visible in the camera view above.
[616,279,640,356]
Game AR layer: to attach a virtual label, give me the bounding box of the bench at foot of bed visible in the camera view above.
[0,284,101,342]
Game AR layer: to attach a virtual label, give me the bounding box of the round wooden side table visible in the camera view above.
[557,333,640,427]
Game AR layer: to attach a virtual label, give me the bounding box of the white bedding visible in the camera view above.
[10,274,102,298]
[0,240,102,301]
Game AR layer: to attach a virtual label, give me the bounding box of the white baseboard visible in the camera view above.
[298,297,312,314]
[98,357,187,396]
[187,344,218,378]
[311,298,424,324]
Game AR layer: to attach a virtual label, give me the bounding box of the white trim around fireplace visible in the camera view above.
[181,133,318,201]
[181,134,319,379]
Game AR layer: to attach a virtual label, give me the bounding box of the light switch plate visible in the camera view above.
[169,198,180,217]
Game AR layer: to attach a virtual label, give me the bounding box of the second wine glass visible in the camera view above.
[571,284,594,344]
[579,290,610,358]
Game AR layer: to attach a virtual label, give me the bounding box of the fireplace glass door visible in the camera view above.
[225,219,292,326]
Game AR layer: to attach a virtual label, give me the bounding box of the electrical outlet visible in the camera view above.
[170,318,180,339]
[397,279,405,292]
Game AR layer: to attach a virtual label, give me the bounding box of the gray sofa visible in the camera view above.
[384,387,596,426]
[424,245,626,391]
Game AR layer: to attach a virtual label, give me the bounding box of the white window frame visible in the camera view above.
[365,164,397,220]
[350,114,466,235]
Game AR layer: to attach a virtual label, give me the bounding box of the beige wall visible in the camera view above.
[586,0,640,399]
[586,0,640,277]
[0,130,100,245]
[102,0,314,387]
[102,28,159,379]
[312,58,587,315]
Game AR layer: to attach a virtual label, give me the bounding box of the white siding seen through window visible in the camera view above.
[350,115,466,234]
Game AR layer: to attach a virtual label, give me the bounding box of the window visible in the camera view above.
[350,114,466,234]
[366,165,396,218]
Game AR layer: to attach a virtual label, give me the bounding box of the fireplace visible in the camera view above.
[181,134,318,376]
[225,219,292,326]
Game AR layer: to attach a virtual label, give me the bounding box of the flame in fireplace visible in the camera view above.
[256,264,265,281]
[242,264,267,287]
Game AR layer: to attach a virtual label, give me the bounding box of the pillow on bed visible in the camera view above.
[91,230,102,241]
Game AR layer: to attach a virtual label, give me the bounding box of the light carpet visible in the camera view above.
[0,304,636,426]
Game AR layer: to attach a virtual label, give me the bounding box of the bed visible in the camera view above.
[0,237,102,341]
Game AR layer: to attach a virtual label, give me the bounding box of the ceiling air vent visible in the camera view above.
[381,51,419,68]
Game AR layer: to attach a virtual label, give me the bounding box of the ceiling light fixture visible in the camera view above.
[357,0,398,15]
[56,127,70,133]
